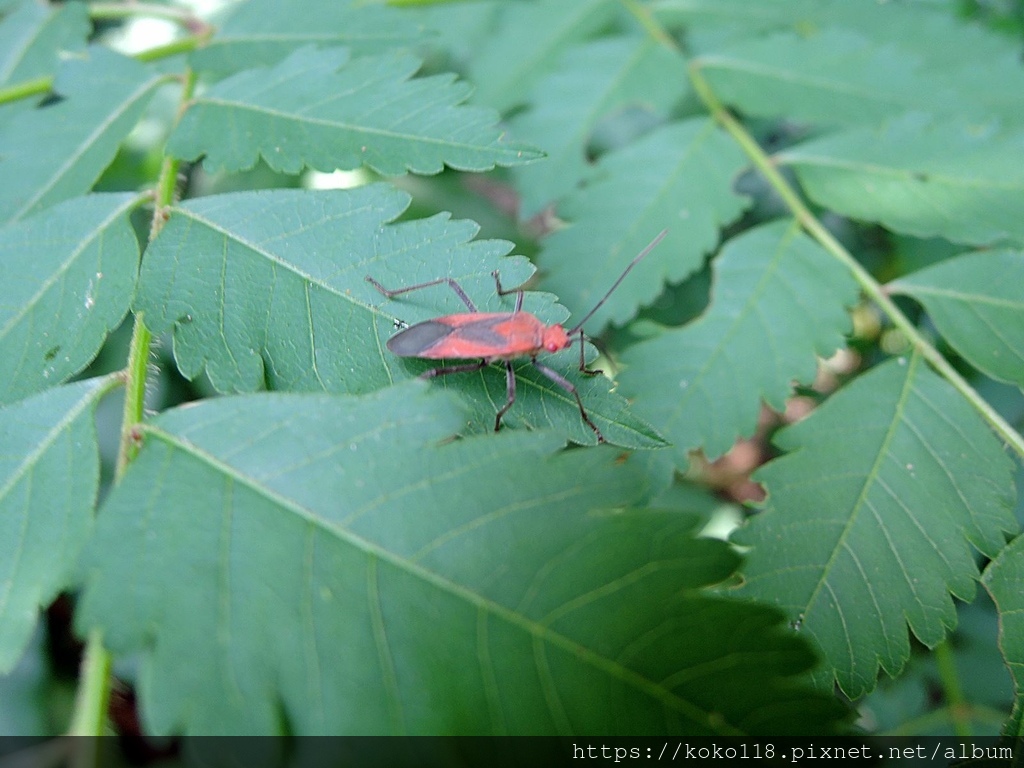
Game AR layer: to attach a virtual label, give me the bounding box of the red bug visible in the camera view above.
[366,229,667,443]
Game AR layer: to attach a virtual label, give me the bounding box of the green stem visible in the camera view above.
[0,75,53,105]
[67,629,112,737]
[934,638,972,738]
[135,35,209,64]
[688,63,1024,460]
[89,2,199,25]
[67,64,199,739]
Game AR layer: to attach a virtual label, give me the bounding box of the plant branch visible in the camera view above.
[933,638,972,738]
[687,63,1024,460]
[67,64,198,739]
[89,2,202,27]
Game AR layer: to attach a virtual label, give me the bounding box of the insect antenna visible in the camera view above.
[566,229,668,336]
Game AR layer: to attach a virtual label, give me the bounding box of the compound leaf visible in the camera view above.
[536,118,749,333]
[136,185,660,447]
[781,116,1024,247]
[0,47,165,224]
[510,36,689,216]
[891,250,1024,387]
[168,46,540,177]
[0,376,115,673]
[618,220,857,466]
[737,354,1018,698]
[0,193,140,405]
[78,384,849,735]
[189,0,427,75]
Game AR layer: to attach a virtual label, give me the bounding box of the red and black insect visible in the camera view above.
[366,230,667,443]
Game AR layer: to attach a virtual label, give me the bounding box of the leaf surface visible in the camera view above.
[891,250,1024,387]
[781,116,1024,247]
[695,24,1024,128]
[189,0,427,74]
[78,384,849,735]
[618,220,857,465]
[136,185,660,447]
[0,0,88,92]
[536,118,749,333]
[0,376,114,672]
[0,193,140,405]
[737,355,1019,697]
[466,0,619,112]
[0,47,165,224]
[168,46,540,177]
[982,534,1024,738]
[510,36,688,216]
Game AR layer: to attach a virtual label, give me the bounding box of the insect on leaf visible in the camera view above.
[77,383,849,735]
[136,185,659,447]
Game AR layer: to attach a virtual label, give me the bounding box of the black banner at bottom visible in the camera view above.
[0,736,1019,768]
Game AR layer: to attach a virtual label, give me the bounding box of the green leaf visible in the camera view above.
[0,193,140,406]
[509,36,689,216]
[536,118,749,333]
[781,116,1024,247]
[657,0,1023,61]
[737,354,1019,698]
[136,185,661,447]
[0,0,88,93]
[0,376,115,673]
[0,627,52,735]
[890,250,1024,387]
[466,0,619,112]
[982,534,1024,738]
[618,220,858,465]
[189,0,428,75]
[0,47,165,224]
[168,46,540,177]
[696,25,1024,129]
[78,384,849,735]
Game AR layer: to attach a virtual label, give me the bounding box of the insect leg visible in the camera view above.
[491,271,524,313]
[573,329,602,376]
[532,360,604,443]
[418,360,488,380]
[366,276,477,312]
[493,361,516,432]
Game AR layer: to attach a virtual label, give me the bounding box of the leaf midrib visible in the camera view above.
[143,421,735,732]
[801,354,922,625]
[191,95,528,159]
